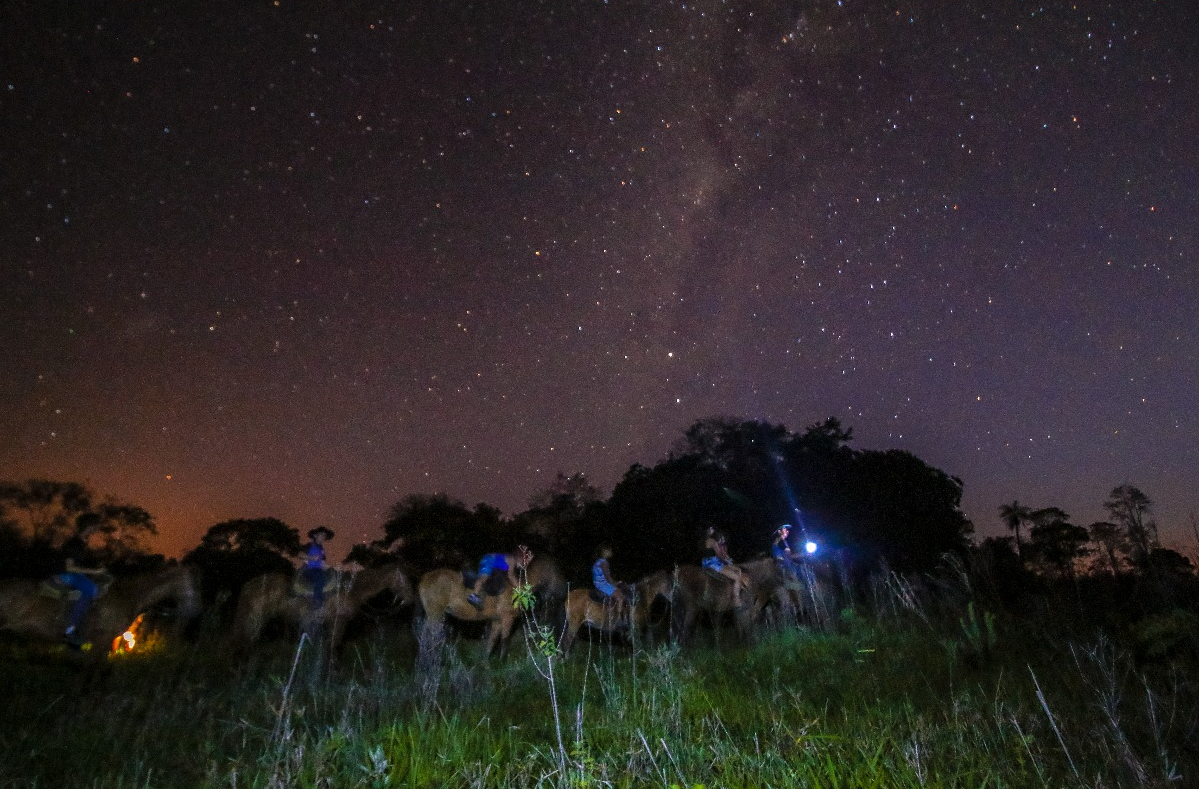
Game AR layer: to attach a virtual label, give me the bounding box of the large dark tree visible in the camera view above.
[1088,520,1127,576]
[1105,485,1158,569]
[834,449,972,574]
[377,493,508,575]
[183,517,302,605]
[1025,507,1090,579]
[998,501,1032,559]
[514,472,607,584]
[604,416,970,579]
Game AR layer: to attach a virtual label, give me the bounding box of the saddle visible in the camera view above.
[589,582,633,605]
[39,573,114,601]
[292,570,340,598]
[703,568,733,586]
[461,570,506,597]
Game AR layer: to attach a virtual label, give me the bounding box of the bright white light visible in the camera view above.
[804,541,818,555]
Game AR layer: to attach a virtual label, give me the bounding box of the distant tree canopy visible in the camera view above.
[182,517,302,604]
[0,478,160,577]
[994,485,1194,582]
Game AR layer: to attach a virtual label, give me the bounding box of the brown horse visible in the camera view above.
[230,562,413,652]
[560,569,673,654]
[0,565,201,651]
[417,556,566,656]
[670,564,757,645]
[738,556,809,626]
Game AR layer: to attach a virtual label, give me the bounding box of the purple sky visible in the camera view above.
[2,0,1196,558]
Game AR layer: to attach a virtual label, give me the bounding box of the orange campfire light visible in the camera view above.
[111,613,146,656]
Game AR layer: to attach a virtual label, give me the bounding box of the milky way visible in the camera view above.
[2,0,1196,557]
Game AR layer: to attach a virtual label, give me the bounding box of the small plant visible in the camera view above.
[532,623,561,660]
[512,581,537,613]
[358,743,390,788]
[567,740,602,788]
[513,580,571,778]
[958,602,996,665]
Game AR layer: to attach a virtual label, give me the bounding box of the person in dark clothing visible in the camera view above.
[772,524,804,576]
[302,526,335,608]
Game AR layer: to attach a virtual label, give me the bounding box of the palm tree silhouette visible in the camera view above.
[998,501,1031,558]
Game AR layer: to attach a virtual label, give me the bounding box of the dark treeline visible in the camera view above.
[2,416,1193,618]
[369,416,972,586]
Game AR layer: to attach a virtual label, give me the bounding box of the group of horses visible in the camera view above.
[0,552,821,660]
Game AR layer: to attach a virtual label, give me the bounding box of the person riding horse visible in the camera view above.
[55,519,108,645]
[591,546,633,618]
[301,526,335,608]
[772,524,805,576]
[468,545,533,610]
[702,526,746,607]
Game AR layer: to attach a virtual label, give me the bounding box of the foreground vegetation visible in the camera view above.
[3,563,1196,789]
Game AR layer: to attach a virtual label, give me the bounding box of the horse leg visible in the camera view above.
[672,605,694,646]
[487,614,506,657]
[232,592,270,653]
[561,620,579,655]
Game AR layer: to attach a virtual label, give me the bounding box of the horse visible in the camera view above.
[416,555,566,657]
[0,565,201,652]
[230,562,413,652]
[738,556,809,626]
[560,569,673,654]
[670,564,757,645]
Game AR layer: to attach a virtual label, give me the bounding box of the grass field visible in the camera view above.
[2,568,1195,788]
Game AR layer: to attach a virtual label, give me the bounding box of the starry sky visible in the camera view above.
[2,0,1196,559]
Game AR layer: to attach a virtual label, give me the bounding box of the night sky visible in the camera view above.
[3,0,1196,559]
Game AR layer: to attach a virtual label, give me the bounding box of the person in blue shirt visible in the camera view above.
[468,545,533,609]
[56,519,106,645]
[302,526,334,608]
[592,545,630,612]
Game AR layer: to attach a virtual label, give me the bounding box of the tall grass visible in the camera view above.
[1,569,1195,788]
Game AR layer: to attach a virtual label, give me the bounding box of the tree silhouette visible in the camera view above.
[1105,485,1157,569]
[1087,520,1127,575]
[604,416,970,579]
[183,517,302,605]
[516,472,607,583]
[0,479,158,576]
[1026,507,1089,579]
[378,493,507,575]
[998,501,1032,559]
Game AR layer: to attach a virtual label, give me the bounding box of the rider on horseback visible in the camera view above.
[302,526,334,608]
[56,517,106,645]
[592,546,632,619]
[772,524,804,576]
[701,526,745,607]
[468,545,533,610]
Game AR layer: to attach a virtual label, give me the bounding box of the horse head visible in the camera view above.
[134,565,202,623]
[635,570,673,606]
